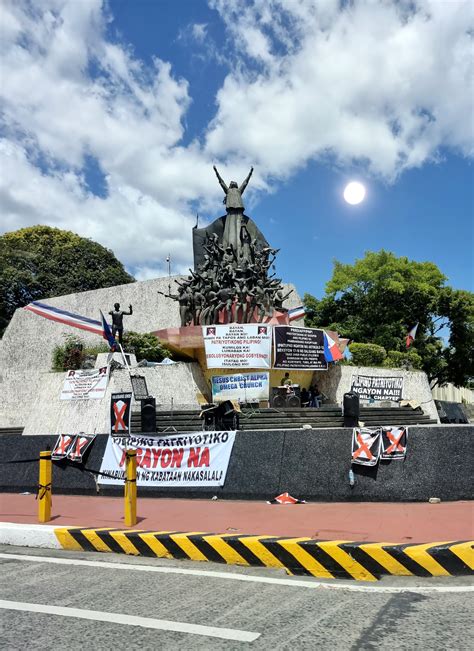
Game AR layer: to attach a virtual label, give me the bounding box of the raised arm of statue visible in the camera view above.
[124,304,133,315]
[213,165,228,193]
[239,167,253,194]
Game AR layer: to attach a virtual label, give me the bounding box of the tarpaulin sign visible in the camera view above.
[67,434,96,462]
[110,393,132,436]
[351,428,381,466]
[51,433,96,462]
[273,326,327,370]
[212,372,269,403]
[99,431,236,487]
[52,434,75,460]
[60,366,109,400]
[381,427,408,460]
[203,324,271,369]
[350,375,404,402]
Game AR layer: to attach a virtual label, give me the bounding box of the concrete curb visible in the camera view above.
[0,522,62,549]
[1,522,472,581]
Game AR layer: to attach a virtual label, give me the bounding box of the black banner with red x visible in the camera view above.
[51,433,96,462]
[381,427,408,460]
[110,392,132,436]
[351,428,382,466]
[351,426,409,466]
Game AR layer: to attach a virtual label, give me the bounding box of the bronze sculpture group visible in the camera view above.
[159,166,292,326]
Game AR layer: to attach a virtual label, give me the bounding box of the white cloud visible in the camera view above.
[0,0,472,279]
[206,0,473,179]
[191,23,208,43]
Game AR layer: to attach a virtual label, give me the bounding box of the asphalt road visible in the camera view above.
[0,545,472,650]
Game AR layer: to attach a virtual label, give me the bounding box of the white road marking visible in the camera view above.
[0,599,259,642]
[1,552,472,594]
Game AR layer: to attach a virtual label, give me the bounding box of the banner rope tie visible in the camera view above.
[36,483,51,501]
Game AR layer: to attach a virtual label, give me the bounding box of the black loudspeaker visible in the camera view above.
[343,391,360,427]
[219,400,235,417]
[271,387,301,408]
[141,397,157,432]
[287,394,301,408]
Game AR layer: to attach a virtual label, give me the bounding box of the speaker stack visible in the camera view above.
[271,386,301,408]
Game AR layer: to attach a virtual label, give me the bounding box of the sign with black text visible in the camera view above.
[351,375,404,402]
[273,326,327,370]
[203,324,271,369]
[60,366,109,400]
[99,431,236,487]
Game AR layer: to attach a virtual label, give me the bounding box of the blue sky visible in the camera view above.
[1,0,472,301]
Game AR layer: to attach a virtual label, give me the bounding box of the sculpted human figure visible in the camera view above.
[201,285,219,325]
[193,289,205,325]
[213,165,253,212]
[108,302,132,344]
[214,286,234,324]
[236,280,253,324]
[213,165,255,262]
[273,288,293,311]
[158,286,191,326]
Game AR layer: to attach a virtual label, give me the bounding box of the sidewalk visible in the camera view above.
[1,493,473,542]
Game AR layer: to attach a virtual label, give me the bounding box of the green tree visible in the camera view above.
[0,226,135,335]
[304,250,474,387]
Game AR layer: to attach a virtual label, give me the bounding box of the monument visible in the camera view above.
[109,303,133,344]
[162,166,288,325]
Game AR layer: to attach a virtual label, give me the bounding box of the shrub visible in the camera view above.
[52,335,109,371]
[122,331,171,362]
[52,335,86,371]
[348,342,387,367]
[383,349,423,370]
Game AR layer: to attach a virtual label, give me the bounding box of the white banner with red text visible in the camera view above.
[60,366,109,400]
[98,431,237,487]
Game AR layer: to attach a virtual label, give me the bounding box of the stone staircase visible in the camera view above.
[131,405,437,434]
[0,427,24,436]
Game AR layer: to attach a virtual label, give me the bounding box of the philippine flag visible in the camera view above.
[100,310,117,350]
[406,323,418,348]
[24,301,104,336]
[288,305,306,321]
[323,330,343,362]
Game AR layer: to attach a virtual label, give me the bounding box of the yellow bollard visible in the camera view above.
[124,449,137,527]
[38,450,52,523]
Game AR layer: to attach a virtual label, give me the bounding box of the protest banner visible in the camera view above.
[99,431,236,487]
[381,427,408,460]
[203,324,271,369]
[351,375,404,402]
[211,372,269,403]
[273,326,327,370]
[51,433,96,462]
[351,428,382,466]
[110,393,133,436]
[60,366,109,400]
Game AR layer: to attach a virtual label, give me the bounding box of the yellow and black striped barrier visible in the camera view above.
[54,527,474,581]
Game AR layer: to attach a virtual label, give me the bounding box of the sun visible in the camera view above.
[343,181,366,205]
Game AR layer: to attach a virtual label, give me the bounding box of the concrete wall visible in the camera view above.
[19,362,209,436]
[432,383,474,404]
[1,425,472,501]
[0,275,301,428]
[315,364,439,422]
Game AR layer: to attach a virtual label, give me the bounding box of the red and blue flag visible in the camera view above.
[100,310,117,350]
[323,330,343,362]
